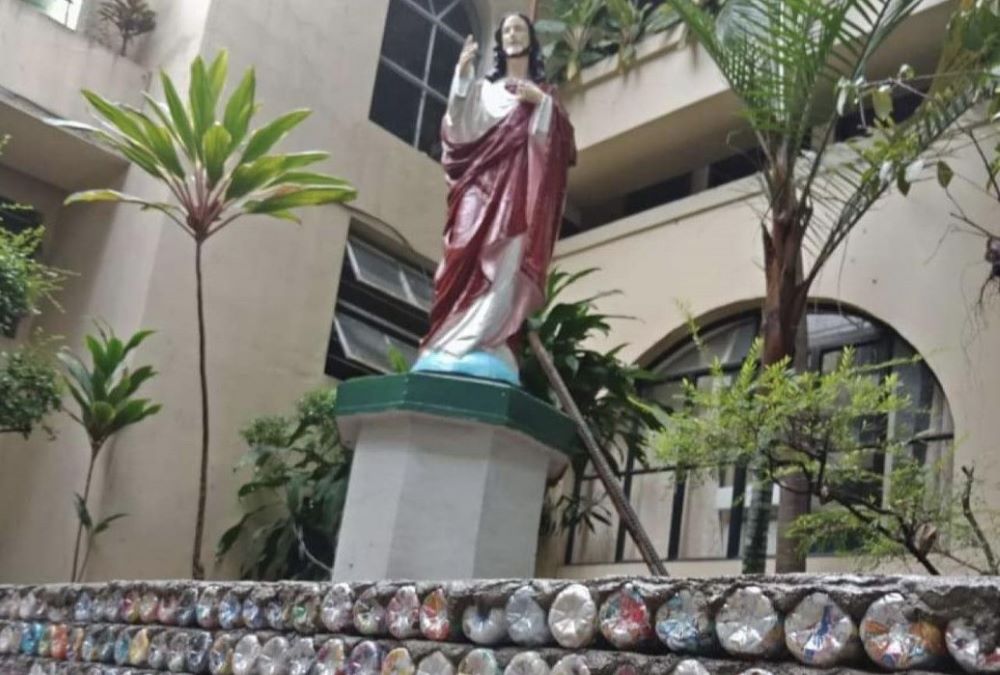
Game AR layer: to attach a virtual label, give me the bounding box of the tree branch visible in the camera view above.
[960,464,999,574]
[969,131,1000,201]
[932,545,989,576]
[293,524,333,576]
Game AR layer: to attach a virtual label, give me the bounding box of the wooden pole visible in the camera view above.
[529,0,539,21]
[527,330,668,576]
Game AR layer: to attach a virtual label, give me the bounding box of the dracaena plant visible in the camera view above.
[59,324,161,582]
[55,50,357,578]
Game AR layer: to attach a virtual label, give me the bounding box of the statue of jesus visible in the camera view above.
[411,12,576,385]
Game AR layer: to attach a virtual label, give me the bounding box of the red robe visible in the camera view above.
[422,83,576,356]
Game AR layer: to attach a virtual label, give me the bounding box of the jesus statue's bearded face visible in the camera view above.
[500,14,531,58]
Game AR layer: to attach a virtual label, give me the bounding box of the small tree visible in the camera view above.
[217,388,350,580]
[665,0,998,571]
[58,51,357,578]
[59,324,161,582]
[536,0,607,82]
[655,340,999,575]
[536,0,683,82]
[98,0,156,57]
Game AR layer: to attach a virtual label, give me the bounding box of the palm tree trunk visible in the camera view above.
[743,201,807,574]
[191,239,209,580]
[71,446,99,582]
[742,469,771,574]
[775,298,810,573]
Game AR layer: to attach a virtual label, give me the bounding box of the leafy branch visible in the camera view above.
[217,388,351,580]
[60,324,161,582]
[655,339,997,575]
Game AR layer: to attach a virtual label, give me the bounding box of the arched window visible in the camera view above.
[370,0,478,158]
[565,307,954,567]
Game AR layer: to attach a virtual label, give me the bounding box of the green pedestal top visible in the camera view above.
[335,372,579,457]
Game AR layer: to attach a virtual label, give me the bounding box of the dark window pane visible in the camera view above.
[410,0,432,9]
[708,147,763,187]
[429,31,462,96]
[381,0,433,78]
[443,4,473,37]
[624,173,692,216]
[328,229,432,381]
[419,95,446,159]
[370,62,422,145]
[0,199,41,234]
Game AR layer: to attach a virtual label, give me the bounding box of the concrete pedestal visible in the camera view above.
[332,373,575,581]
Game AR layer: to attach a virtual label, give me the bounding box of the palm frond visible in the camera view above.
[806,78,987,283]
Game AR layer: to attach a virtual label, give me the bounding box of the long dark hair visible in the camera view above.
[485,13,546,84]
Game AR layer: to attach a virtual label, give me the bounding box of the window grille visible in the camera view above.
[369,0,479,158]
[325,227,433,380]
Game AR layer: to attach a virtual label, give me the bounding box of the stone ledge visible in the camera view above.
[1,576,998,673]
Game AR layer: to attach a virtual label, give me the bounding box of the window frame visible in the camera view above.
[325,225,434,380]
[371,0,480,154]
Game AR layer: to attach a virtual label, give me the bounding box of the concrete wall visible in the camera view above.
[0,0,150,120]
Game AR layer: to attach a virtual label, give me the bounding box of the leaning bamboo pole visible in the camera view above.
[527,330,668,576]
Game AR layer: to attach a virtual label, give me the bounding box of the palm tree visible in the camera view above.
[666,0,996,572]
[57,51,357,578]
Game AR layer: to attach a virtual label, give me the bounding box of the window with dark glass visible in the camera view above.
[708,146,765,188]
[624,173,693,217]
[0,197,42,235]
[564,307,954,566]
[370,0,478,158]
[325,228,433,380]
